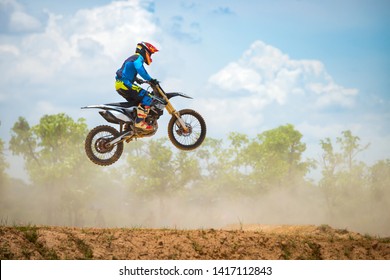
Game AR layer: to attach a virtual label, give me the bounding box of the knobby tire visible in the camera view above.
[168,109,206,150]
[85,125,124,166]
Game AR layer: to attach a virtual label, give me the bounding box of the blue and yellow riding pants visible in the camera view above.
[115,80,153,106]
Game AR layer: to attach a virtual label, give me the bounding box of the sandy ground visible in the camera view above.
[1,224,389,260]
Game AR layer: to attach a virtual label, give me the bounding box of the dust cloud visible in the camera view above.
[1,168,389,237]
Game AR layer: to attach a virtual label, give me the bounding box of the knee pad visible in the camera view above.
[141,94,153,106]
[137,89,153,106]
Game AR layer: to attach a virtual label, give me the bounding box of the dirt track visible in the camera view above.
[1,224,389,260]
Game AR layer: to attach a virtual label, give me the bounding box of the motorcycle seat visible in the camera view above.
[105,102,138,108]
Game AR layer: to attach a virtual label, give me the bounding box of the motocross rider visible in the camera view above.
[115,41,159,132]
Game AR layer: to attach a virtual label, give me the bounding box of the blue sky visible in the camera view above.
[0,0,389,179]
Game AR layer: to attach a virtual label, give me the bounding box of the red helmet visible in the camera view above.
[136,41,159,65]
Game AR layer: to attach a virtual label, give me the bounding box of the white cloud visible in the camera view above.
[209,40,358,108]
[0,0,160,146]
[200,40,363,139]
[0,0,42,33]
[67,0,158,61]
[1,0,158,98]
[0,44,19,56]
[210,62,262,94]
[9,10,41,32]
[309,82,358,107]
[192,93,267,138]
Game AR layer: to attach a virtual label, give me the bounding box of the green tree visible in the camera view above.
[319,130,370,218]
[336,130,370,172]
[210,132,251,195]
[187,134,252,197]
[319,130,369,188]
[319,137,341,178]
[370,159,390,204]
[0,136,8,182]
[122,138,178,225]
[0,133,10,215]
[9,113,93,225]
[369,159,390,234]
[185,137,228,199]
[125,138,175,196]
[172,149,201,191]
[246,124,313,190]
[193,137,224,182]
[319,137,341,210]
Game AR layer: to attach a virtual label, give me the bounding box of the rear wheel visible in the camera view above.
[168,109,206,150]
[85,125,123,166]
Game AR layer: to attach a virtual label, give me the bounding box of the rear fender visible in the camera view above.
[82,105,135,123]
[101,111,132,123]
[82,104,136,112]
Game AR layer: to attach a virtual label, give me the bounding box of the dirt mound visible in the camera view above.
[1,224,389,260]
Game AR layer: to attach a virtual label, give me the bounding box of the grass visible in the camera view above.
[280,245,291,260]
[280,240,296,260]
[380,237,390,243]
[76,238,93,259]
[104,233,115,248]
[305,241,323,260]
[14,225,92,260]
[318,224,331,232]
[191,241,203,255]
[15,224,39,243]
[13,224,59,260]
[364,233,373,240]
[0,246,14,259]
[335,228,349,235]
[68,235,94,259]
[343,246,352,258]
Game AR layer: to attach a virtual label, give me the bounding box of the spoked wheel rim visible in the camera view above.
[168,109,206,150]
[95,137,114,153]
[85,125,124,166]
[91,131,118,160]
[173,115,202,146]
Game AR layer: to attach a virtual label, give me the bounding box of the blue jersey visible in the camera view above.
[115,54,152,88]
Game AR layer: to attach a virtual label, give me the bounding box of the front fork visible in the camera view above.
[165,103,189,132]
[152,84,189,132]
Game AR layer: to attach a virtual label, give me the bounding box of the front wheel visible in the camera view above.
[168,109,206,150]
[85,125,123,166]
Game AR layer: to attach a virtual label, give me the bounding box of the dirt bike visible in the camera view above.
[81,79,206,166]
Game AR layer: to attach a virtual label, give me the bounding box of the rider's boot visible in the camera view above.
[135,104,153,132]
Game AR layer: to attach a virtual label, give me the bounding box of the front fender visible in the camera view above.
[166,92,193,99]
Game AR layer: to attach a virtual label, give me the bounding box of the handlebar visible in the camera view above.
[135,78,159,86]
[134,77,145,84]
